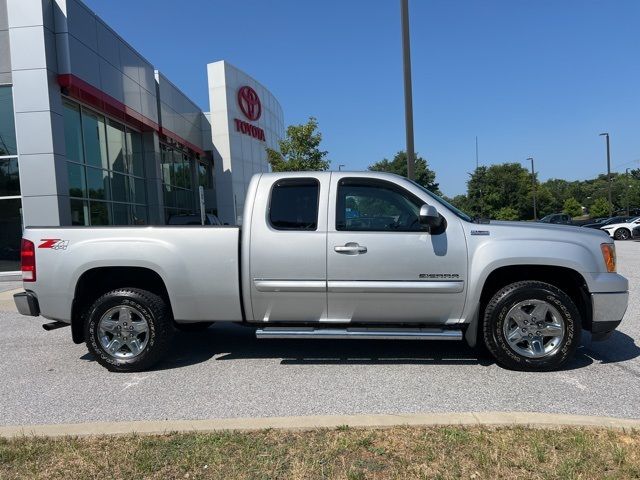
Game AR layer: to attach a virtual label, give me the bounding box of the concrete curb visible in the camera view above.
[1,412,639,438]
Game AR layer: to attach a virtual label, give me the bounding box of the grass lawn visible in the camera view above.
[1,425,640,479]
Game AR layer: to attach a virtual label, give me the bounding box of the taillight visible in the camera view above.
[21,238,36,282]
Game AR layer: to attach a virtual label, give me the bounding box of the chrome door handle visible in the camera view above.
[334,242,367,254]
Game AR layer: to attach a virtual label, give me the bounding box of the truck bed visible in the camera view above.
[22,226,243,323]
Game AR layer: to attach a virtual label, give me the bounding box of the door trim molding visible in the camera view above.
[253,279,326,292]
[327,280,464,294]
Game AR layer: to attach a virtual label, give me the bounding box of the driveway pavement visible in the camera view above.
[0,241,638,426]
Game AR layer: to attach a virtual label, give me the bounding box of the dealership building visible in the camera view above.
[0,0,284,273]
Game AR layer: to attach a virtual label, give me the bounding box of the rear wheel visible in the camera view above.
[84,288,174,372]
[483,281,580,371]
[614,228,631,240]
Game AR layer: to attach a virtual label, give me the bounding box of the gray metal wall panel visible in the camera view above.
[65,0,97,51]
[0,30,11,83]
[0,0,8,30]
[95,20,119,68]
[156,71,204,148]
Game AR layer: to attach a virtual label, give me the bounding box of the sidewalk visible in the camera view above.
[2,412,640,438]
[0,284,20,312]
[0,280,21,292]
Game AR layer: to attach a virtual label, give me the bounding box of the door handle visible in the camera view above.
[334,242,367,254]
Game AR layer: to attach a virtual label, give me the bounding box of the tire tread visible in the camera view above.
[84,288,174,372]
[482,280,581,371]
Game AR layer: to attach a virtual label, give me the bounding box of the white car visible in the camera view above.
[601,216,640,240]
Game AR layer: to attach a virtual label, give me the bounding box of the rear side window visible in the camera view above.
[269,178,319,231]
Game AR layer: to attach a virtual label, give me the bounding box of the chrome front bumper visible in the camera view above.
[590,291,628,340]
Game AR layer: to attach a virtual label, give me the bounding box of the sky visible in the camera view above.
[83,0,640,196]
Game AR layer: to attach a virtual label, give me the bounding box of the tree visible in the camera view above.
[563,197,582,218]
[589,197,612,218]
[368,151,440,194]
[494,206,519,220]
[446,194,471,213]
[267,117,329,172]
[466,163,532,220]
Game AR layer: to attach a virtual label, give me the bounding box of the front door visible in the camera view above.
[326,175,467,323]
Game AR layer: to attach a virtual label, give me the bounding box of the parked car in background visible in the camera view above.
[167,214,222,226]
[538,213,573,225]
[600,217,640,240]
[583,216,634,229]
[571,217,599,227]
[614,208,640,217]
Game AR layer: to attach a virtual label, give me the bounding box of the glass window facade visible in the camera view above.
[161,144,196,221]
[198,161,212,189]
[63,100,148,225]
[0,86,21,272]
[0,87,17,156]
[0,198,22,272]
[0,157,20,197]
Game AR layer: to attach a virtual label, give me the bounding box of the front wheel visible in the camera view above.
[483,281,580,371]
[614,228,631,240]
[84,288,174,372]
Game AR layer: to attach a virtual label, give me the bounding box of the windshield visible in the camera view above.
[408,180,473,222]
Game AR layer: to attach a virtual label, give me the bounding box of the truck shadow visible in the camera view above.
[148,324,640,372]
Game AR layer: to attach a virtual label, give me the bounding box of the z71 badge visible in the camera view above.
[38,239,69,250]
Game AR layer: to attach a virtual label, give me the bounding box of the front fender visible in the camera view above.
[463,238,600,324]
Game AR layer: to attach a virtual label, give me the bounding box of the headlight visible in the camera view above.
[600,243,617,272]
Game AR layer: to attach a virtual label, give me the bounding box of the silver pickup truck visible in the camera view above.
[14,172,629,372]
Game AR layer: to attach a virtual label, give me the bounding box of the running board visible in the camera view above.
[255,327,463,341]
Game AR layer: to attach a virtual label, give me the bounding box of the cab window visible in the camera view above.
[269,178,319,231]
[336,178,424,232]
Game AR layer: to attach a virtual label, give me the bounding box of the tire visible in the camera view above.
[175,322,214,332]
[482,281,581,371]
[614,228,631,240]
[84,288,174,372]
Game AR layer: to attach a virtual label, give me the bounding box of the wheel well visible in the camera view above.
[71,267,171,344]
[479,265,592,332]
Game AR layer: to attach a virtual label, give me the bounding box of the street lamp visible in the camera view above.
[338,164,345,171]
[400,0,415,180]
[599,133,613,216]
[626,168,631,216]
[527,157,537,220]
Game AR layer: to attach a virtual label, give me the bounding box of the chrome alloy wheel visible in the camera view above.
[502,299,565,359]
[97,305,149,359]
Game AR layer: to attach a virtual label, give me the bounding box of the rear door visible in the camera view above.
[247,173,329,322]
[326,175,467,324]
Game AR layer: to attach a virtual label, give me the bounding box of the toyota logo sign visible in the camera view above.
[237,86,261,121]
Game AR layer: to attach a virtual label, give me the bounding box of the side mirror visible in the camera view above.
[419,204,442,228]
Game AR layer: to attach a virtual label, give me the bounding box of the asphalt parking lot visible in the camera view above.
[0,241,638,427]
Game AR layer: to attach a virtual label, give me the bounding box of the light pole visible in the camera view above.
[527,157,537,220]
[599,133,613,216]
[476,136,484,219]
[400,0,415,180]
[338,164,345,171]
[626,168,631,216]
